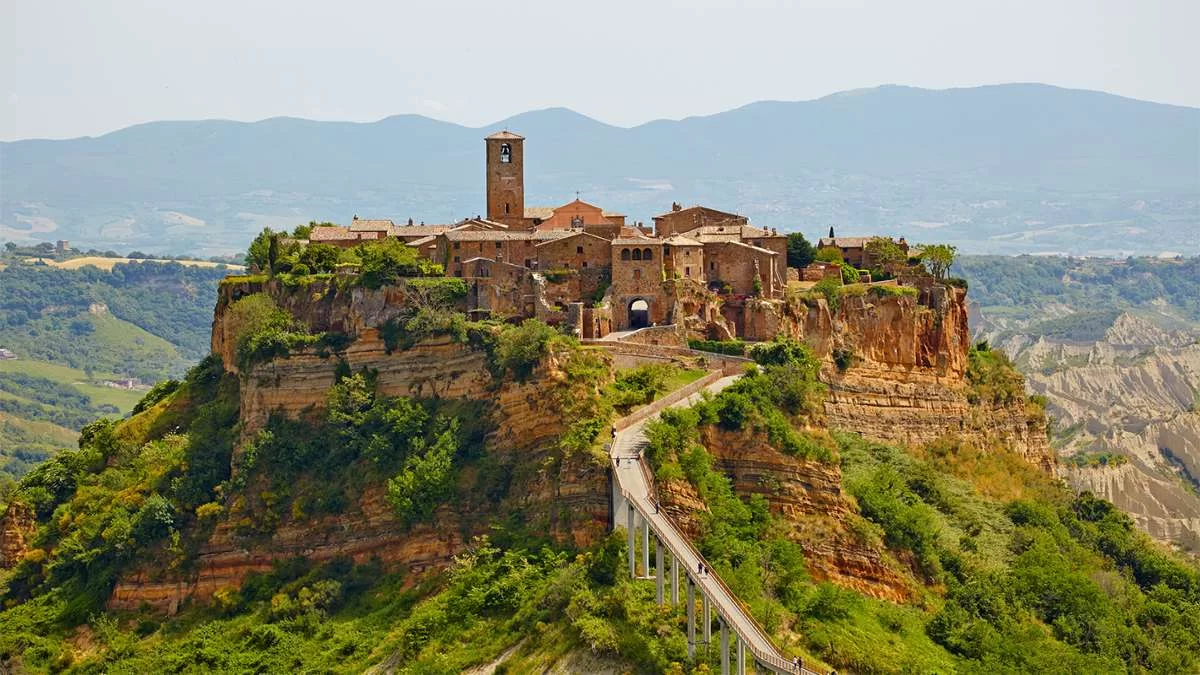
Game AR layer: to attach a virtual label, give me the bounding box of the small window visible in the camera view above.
[576,246,584,254]
[504,203,510,215]
[642,248,653,261]
[621,248,631,261]
[453,256,460,263]
[496,242,503,249]
[632,249,642,261]
[582,261,588,268]
[453,242,461,250]
[663,245,671,257]
[500,143,511,163]
[710,261,715,270]
[685,266,691,276]
[685,250,691,257]
[634,269,642,280]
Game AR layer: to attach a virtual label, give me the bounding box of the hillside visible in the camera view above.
[1,266,1198,673]
[961,255,1200,554]
[0,259,230,487]
[3,84,1197,257]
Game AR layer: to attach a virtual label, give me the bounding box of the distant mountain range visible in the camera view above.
[2,83,1197,257]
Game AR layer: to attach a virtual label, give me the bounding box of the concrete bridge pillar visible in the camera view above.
[655,538,665,604]
[686,577,696,660]
[703,595,712,644]
[670,552,679,606]
[641,518,650,577]
[720,616,730,675]
[626,507,635,579]
[736,635,745,674]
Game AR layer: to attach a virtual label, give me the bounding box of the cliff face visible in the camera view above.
[659,426,913,603]
[744,287,1053,471]
[109,280,612,612]
[0,501,35,569]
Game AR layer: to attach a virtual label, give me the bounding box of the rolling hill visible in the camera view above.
[2,83,1196,257]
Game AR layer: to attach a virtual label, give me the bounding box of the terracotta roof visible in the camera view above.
[406,235,438,247]
[818,237,872,248]
[443,230,572,242]
[389,224,456,238]
[611,237,661,246]
[349,218,394,232]
[534,231,610,247]
[707,240,778,255]
[652,204,741,220]
[309,226,362,242]
[524,206,557,220]
[485,130,524,140]
[661,235,703,246]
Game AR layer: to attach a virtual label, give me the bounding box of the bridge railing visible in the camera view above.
[621,488,801,674]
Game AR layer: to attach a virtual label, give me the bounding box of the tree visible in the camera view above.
[4,241,16,252]
[864,237,906,273]
[246,228,274,271]
[786,233,815,268]
[814,246,843,263]
[919,244,957,280]
[298,243,340,274]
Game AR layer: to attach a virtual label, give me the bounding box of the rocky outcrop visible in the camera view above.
[658,426,912,603]
[0,501,36,569]
[741,286,1053,471]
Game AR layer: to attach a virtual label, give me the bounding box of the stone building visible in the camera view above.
[818,233,909,269]
[304,130,806,335]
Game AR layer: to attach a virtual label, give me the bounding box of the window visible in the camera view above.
[453,242,461,250]
[663,245,671,257]
[621,248,631,261]
[685,249,691,256]
[632,249,642,261]
[710,262,715,270]
[500,143,511,163]
[504,203,509,215]
[453,256,460,263]
[576,246,584,254]
[634,269,642,280]
[685,266,691,276]
[582,261,588,268]
[642,248,653,261]
[496,242,503,249]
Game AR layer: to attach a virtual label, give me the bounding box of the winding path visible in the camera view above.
[610,375,818,675]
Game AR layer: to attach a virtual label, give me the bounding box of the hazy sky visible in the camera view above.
[2,0,1197,141]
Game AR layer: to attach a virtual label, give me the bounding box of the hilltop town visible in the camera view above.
[285,131,933,342]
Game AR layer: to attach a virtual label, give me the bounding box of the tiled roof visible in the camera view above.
[443,230,573,242]
[602,210,625,218]
[406,235,438,247]
[652,204,741,220]
[661,235,703,246]
[534,231,610,247]
[309,226,362,242]
[485,130,524,140]
[707,240,778,255]
[818,237,872,248]
[389,224,456,238]
[611,237,661,246]
[349,218,394,231]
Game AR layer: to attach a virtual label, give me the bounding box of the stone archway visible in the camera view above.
[629,298,650,329]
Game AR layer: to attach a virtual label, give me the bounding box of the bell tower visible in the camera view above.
[485,130,525,224]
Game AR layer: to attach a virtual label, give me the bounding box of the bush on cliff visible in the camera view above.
[356,239,443,289]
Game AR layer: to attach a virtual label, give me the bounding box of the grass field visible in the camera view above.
[24,256,244,272]
[0,359,144,411]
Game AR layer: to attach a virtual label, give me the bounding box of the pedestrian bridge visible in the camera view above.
[610,375,819,675]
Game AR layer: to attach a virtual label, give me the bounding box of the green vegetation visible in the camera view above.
[786,232,815,268]
[958,255,1200,323]
[687,338,747,356]
[967,340,1028,406]
[868,284,919,299]
[917,243,957,281]
[1064,451,1130,469]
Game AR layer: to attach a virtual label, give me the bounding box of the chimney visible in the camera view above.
[671,202,681,212]
[407,218,414,226]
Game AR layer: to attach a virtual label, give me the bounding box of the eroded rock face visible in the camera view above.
[114,309,611,612]
[743,287,1053,471]
[983,311,1200,552]
[0,501,36,569]
[657,427,913,603]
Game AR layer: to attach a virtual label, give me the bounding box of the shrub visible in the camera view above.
[492,320,560,380]
[688,339,746,356]
[131,379,181,415]
[356,239,442,288]
[813,277,843,311]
